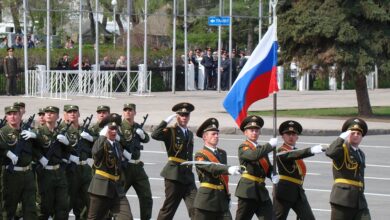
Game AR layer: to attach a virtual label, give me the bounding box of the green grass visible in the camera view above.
[250,106,390,118]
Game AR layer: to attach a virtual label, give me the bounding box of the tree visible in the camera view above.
[277,0,390,116]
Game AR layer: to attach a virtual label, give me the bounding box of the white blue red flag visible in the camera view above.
[223,23,279,126]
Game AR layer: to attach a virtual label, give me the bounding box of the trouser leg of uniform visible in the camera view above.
[80,165,92,219]
[3,171,23,219]
[38,170,54,219]
[254,199,273,220]
[193,208,217,220]
[291,195,315,220]
[273,196,292,220]
[235,198,257,220]
[21,171,38,219]
[54,170,69,220]
[183,183,197,219]
[87,194,112,220]
[71,165,91,219]
[331,204,358,220]
[356,208,371,220]
[132,164,153,220]
[157,179,188,220]
[66,167,76,216]
[111,196,133,220]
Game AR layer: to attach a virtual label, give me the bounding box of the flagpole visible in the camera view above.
[271,0,278,180]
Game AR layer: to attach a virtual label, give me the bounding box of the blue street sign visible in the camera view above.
[208,16,231,26]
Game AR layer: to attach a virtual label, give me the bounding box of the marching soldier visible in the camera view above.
[61,105,93,220]
[89,105,110,140]
[3,47,19,96]
[37,108,46,128]
[274,120,324,220]
[34,106,71,219]
[151,102,197,220]
[193,118,241,220]
[0,106,38,219]
[87,113,133,219]
[326,118,371,220]
[13,102,26,118]
[120,103,152,220]
[235,115,278,220]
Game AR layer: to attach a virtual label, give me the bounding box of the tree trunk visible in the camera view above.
[115,14,125,36]
[247,21,254,53]
[10,1,22,33]
[355,74,373,117]
[86,0,96,41]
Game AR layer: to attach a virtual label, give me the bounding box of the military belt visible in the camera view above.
[79,160,88,165]
[335,178,363,187]
[168,157,187,163]
[44,164,61,170]
[128,159,141,164]
[242,173,265,183]
[200,182,225,190]
[279,175,303,185]
[5,164,32,172]
[96,169,120,181]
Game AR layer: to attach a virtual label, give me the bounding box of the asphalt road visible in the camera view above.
[123,134,390,220]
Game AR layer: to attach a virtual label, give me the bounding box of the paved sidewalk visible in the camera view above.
[1,89,389,135]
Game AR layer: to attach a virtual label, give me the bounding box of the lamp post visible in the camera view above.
[111,0,117,48]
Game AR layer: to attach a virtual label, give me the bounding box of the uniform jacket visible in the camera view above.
[326,137,368,209]
[151,121,195,184]
[0,124,38,166]
[194,147,230,212]
[3,56,18,76]
[201,55,214,69]
[119,120,150,160]
[61,123,93,161]
[88,135,125,198]
[235,140,273,201]
[275,144,313,203]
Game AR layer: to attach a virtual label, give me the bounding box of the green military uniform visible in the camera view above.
[61,105,93,220]
[119,103,152,220]
[0,106,38,219]
[193,118,232,220]
[326,118,371,220]
[34,106,71,220]
[151,102,197,220]
[87,113,133,220]
[235,116,274,220]
[3,47,19,96]
[89,105,110,141]
[273,120,315,220]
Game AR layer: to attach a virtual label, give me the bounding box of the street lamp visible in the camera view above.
[111,0,117,48]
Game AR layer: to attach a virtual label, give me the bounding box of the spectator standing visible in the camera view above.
[27,35,35,48]
[188,50,199,89]
[220,52,230,91]
[82,57,92,70]
[237,51,247,75]
[3,47,19,96]
[13,35,23,49]
[57,53,70,70]
[0,37,8,48]
[201,48,214,90]
[115,56,126,69]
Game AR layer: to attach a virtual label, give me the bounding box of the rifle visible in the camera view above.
[36,120,73,172]
[7,114,36,172]
[74,114,93,157]
[0,116,7,128]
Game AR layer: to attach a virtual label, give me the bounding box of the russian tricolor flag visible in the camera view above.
[223,23,279,126]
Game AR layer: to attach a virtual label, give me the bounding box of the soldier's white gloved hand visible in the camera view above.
[39,156,49,167]
[271,173,280,184]
[69,155,80,165]
[123,150,132,161]
[136,128,146,140]
[6,151,18,165]
[164,114,177,123]
[80,131,93,142]
[57,134,69,145]
[229,199,232,208]
[99,126,109,136]
[268,137,278,147]
[339,130,352,140]
[310,145,324,154]
[115,134,120,141]
[86,158,94,167]
[228,166,241,175]
[21,130,37,140]
[62,158,70,164]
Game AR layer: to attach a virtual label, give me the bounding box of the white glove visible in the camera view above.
[21,130,37,140]
[57,134,69,145]
[310,145,324,154]
[6,151,18,165]
[136,128,146,140]
[99,126,109,136]
[268,137,278,147]
[86,158,94,167]
[39,156,49,167]
[123,150,132,161]
[229,199,232,208]
[228,166,241,175]
[115,134,121,141]
[69,155,80,165]
[164,114,177,123]
[80,131,93,142]
[339,130,351,140]
[271,173,280,184]
[62,158,70,164]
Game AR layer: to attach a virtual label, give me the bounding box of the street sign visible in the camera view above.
[208,16,230,26]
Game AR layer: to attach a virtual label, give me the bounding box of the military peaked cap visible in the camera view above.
[123,103,136,111]
[196,118,219,137]
[5,106,19,114]
[279,120,303,135]
[341,117,368,136]
[99,113,122,128]
[64,105,79,112]
[240,115,264,131]
[172,102,194,114]
[97,105,110,112]
[38,108,45,115]
[45,106,59,113]
[13,102,25,108]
